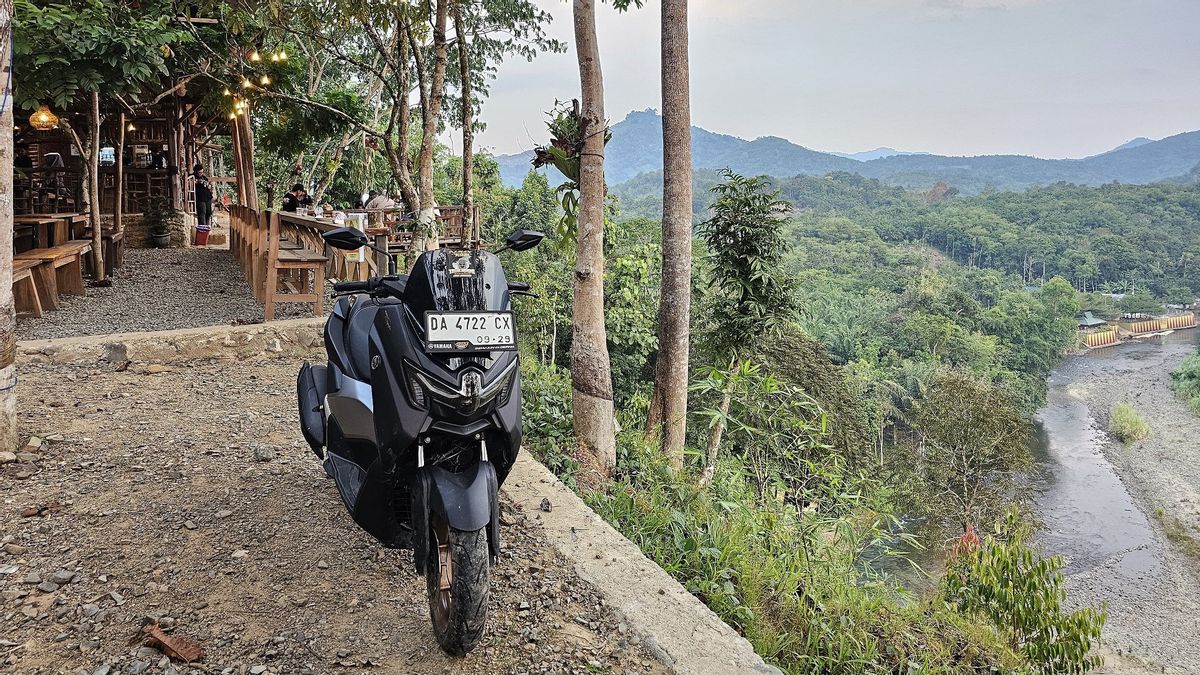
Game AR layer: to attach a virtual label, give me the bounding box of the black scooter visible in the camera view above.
[296,226,543,655]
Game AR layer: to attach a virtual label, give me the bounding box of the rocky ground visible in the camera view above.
[0,358,668,675]
[18,245,330,342]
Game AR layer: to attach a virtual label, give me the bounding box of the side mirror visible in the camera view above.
[504,229,545,252]
[322,226,368,251]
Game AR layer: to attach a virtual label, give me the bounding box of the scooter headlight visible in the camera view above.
[403,359,518,414]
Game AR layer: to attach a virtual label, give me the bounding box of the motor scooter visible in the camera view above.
[296,226,543,654]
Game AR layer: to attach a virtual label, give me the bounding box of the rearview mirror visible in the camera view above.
[322,227,368,251]
[504,229,545,252]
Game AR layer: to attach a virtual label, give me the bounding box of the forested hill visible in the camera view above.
[495,109,1200,193]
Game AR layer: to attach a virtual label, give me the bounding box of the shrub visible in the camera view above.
[1109,402,1149,442]
[589,438,1025,674]
[518,360,579,483]
[941,512,1106,674]
[1170,350,1200,417]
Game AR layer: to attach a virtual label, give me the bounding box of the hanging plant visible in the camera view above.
[532,99,610,247]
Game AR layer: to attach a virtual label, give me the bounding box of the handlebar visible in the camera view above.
[333,278,378,294]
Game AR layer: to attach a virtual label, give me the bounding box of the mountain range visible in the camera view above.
[494,109,1200,195]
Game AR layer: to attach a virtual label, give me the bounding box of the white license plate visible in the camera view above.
[424,311,517,352]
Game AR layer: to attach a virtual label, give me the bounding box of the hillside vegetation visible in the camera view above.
[489,168,1110,673]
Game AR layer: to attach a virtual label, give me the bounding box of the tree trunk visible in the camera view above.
[114,113,125,233]
[647,0,692,469]
[0,5,18,451]
[571,0,617,474]
[417,0,450,249]
[452,5,475,243]
[88,93,105,280]
[699,357,737,487]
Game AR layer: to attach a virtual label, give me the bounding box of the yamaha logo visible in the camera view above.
[371,355,381,370]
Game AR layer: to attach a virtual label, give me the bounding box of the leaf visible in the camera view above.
[141,622,205,663]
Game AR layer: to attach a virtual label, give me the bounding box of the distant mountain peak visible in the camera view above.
[492,110,1200,194]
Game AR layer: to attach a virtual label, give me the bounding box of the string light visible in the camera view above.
[249,50,261,62]
[222,87,231,96]
[259,74,271,86]
[270,52,280,62]
[126,122,136,132]
[242,77,252,88]
[279,50,288,61]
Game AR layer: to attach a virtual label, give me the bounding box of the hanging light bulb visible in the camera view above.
[126,122,136,132]
[28,104,60,131]
[279,50,288,61]
[249,49,261,62]
[259,74,271,86]
[242,77,252,88]
[223,87,231,96]
[229,112,237,119]
[270,52,280,62]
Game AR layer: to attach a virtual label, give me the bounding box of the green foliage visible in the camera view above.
[1116,292,1164,316]
[914,371,1033,532]
[589,437,1026,674]
[13,0,192,109]
[941,512,1107,674]
[1170,348,1200,416]
[142,197,182,237]
[518,361,579,484]
[533,101,612,244]
[697,169,796,360]
[1109,402,1150,442]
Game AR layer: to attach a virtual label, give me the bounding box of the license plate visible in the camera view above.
[424,311,517,352]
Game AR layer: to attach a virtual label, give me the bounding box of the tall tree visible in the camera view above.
[570,0,617,473]
[0,0,16,451]
[645,0,692,469]
[452,1,474,241]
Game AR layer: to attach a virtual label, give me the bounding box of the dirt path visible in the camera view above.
[1056,334,1200,674]
[1,358,668,675]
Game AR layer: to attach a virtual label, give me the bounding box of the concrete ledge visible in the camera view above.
[17,318,326,365]
[503,454,781,675]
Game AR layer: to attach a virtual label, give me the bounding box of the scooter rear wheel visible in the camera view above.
[426,517,490,655]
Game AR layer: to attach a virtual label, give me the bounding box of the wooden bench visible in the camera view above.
[16,241,94,300]
[82,227,126,277]
[13,258,51,317]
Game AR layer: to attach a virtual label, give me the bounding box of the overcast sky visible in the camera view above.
[470,0,1200,159]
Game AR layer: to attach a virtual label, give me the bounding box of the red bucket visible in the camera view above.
[194,227,210,246]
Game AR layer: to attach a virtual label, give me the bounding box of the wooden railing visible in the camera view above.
[228,204,481,321]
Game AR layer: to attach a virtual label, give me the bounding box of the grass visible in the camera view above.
[583,438,1025,674]
[1155,508,1200,560]
[1109,402,1150,442]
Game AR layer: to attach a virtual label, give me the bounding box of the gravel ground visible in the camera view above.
[17,248,331,342]
[0,358,668,675]
[1057,335,1200,674]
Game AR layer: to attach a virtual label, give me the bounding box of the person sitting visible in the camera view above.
[365,190,396,210]
[281,183,313,213]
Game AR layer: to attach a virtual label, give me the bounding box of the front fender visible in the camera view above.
[411,462,501,575]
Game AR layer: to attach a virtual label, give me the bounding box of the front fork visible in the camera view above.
[410,439,501,576]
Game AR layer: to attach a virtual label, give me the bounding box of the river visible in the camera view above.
[1029,331,1197,586]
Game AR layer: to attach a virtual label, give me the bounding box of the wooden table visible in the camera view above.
[39,212,89,241]
[14,216,59,248]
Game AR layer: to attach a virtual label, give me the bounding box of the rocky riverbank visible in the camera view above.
[1054,333,1200,674]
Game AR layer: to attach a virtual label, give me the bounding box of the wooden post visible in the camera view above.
[374,233,390,277]
[114,113,125,234]
[263,211,280,321]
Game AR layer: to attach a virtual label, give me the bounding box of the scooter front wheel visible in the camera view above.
[426,517,490,655]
